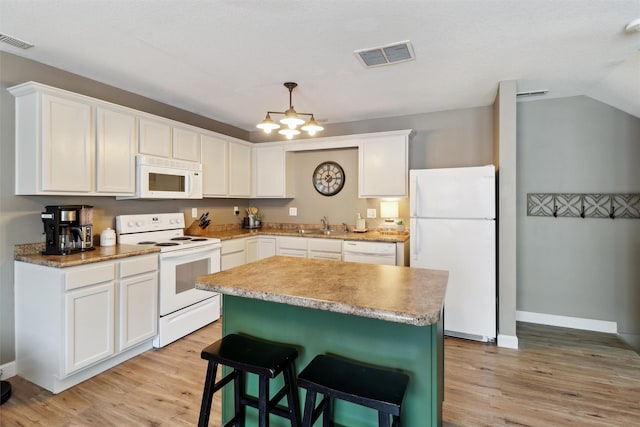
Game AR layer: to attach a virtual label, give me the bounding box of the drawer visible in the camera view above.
[308,238,342,253]
[278,249,307,258]
[119,254,158,278]
[278,237,308,250]
[65,262,115,290]
[221,238,246,254]
[309,252,342,261]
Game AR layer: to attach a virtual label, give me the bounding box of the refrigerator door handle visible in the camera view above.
[412,220,420,258]
[412,176,420,217]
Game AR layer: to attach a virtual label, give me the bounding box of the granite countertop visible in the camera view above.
[201,226,409,243]
[196,256,447,326]
[14,244,160,268]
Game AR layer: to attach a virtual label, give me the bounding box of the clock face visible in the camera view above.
[312,161,345,196]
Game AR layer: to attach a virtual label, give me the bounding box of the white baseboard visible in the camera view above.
[0,361,16,379]
[497,334,519,349]
[516,310,617,334]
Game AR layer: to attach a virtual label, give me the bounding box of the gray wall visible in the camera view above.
[0,52,495,365]
[517,95,640,351]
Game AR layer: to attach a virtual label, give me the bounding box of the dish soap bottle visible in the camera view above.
[356,213,366,231]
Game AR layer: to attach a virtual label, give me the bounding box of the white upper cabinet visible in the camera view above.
[358,132,410,198]
[254,145,294,198]
[10,83,94,195]
[96,106,136,195]
[138,116,172,158]
[172,125,201,162]
[139,119,201,162]
[201,133,229,197]
[228,141,252,197]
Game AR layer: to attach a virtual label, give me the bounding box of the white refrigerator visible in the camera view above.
[410,165,496,342]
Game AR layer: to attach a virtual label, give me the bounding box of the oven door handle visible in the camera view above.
[160,245,220,261]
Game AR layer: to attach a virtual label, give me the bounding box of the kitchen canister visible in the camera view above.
[100,228,116,247]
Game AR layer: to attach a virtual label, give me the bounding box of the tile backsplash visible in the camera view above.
[527,193,640,219]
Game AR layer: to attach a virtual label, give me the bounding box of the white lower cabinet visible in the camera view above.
[118,255,158,351]
[221,238,247,270]
[277,236,309,258]
[259,237,277,259]
[15,253,158,393]
[224,236,277,268]
[277,236,344,259]
[308,238,343,261]
[64,281,115,375]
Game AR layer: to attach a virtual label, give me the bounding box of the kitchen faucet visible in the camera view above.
[321,216,329,231]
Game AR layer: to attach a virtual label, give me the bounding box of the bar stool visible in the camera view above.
[297,355,409,427]
[198,333,302,427]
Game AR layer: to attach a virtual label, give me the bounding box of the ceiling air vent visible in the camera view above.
[0,33,34,50]
[354,41,415,68]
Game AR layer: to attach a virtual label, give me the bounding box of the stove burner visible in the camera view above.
[170,237,192,241]
[156,242,180,247]
[191,238,208,241]
[138,241,157,245]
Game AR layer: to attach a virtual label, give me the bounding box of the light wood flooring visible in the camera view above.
[1,321,638,426]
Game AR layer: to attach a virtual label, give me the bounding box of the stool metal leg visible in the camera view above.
[198,361,219,427]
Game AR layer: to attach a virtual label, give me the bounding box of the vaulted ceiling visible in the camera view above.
[1,0,639,132]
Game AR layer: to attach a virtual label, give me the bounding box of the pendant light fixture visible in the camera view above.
[256,82,324,139]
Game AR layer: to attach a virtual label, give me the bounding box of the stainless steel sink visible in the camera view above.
[297,229,346,236]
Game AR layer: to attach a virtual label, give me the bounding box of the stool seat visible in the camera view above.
[198,334,301,427]
[201,333,298,378]
[298,355,409,427]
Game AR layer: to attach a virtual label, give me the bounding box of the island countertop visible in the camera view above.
[196,256,448,326]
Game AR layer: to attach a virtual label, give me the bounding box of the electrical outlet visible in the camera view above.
[234,206,239,215]
[289,207,298,216]
[191,208,198,218]
[367,208,377,218]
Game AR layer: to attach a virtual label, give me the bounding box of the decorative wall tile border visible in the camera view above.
[527,193,640,219]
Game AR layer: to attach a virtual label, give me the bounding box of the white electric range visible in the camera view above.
[116,213,221,348]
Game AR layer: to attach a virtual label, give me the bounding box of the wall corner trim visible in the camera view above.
[497,334,519,349]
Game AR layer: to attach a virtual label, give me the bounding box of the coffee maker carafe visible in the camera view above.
[41,205,95,255]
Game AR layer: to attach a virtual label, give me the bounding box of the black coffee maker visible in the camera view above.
[41,205,95,255]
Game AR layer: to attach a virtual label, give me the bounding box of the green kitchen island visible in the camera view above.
[196,256,448,427]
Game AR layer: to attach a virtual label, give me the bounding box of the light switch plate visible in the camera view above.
[289,207,298,216]
[367,208,377,218]
[191,208,198,218]
[234,206,239,215]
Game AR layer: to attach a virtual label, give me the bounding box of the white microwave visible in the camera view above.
[118,155,203,199]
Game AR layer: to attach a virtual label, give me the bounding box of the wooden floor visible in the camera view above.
[1,321,638,426]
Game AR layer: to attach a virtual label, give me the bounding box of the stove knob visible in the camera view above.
[136,221,143,227]
[127,221,134,227]
[176,217,183,225]
[169,218,175,225]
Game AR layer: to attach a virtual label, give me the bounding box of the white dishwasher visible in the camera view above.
[342,240,397,265]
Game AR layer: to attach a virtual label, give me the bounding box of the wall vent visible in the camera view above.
[0,33,34,50]
[354,41,415,68]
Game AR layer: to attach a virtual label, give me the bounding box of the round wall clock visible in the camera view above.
[312,161,345,196]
